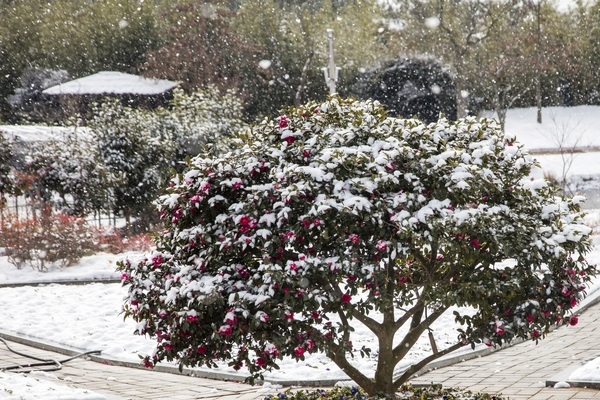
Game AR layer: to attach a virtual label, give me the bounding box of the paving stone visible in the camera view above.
[3,296,600,399]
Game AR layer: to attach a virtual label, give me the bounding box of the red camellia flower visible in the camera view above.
[471,239,481,249]
[348,234,360,244]
[219,325,233,337]
[532,329,540,338]
[187,315,198,323]
[143,357,154,369]
[294,346,305,357]
[256,357,267,368]
[341,293,352,303]
[570,297,579,308]
[196,345,208,354]
[399,276,410,284]
[152,254,163,268]
[279,115,289,128]
[569,316,579,326]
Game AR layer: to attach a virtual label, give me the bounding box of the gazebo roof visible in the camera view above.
[43,71,178,96]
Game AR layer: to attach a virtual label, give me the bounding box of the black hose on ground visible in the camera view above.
[0,337,102,373]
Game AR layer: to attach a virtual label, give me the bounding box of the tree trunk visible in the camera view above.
[373,328,396,395]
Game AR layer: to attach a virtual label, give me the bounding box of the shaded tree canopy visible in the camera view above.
[352,57,456,123]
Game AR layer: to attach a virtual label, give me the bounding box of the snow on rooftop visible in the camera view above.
[0,125,90,142]
[42,71,178,96]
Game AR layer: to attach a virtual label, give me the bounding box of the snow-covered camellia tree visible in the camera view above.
[119,97,594,397]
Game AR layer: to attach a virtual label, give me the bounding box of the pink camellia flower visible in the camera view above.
[569,316,579,326]
[285,311,294,321]
[120,273,130,282]
[348,234,360,244]
[471,239,481,249]
[341,293,352,304]
[279,115,289,128]
[561,286,573,297]
[190,194,202,204]
[259,312,269,323]
[494,322,505,335]
[313,219,321,226]
[305,339,315,351]
[375,240,387,252]
[256,357,267,368]
[219,325,233,337]
[294,346,305,357]
[196,345,208,354]
[263,343,279,357]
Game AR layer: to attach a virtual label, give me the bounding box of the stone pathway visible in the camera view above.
[0,340,271,400]
[2,300,600,399]
[412,297,600,399]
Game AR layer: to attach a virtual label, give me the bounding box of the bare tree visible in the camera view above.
[542,111,589,194]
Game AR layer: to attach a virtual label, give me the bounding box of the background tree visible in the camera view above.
[7,68,70,123]
[89,100,175,230]
[0,0,166,122]
[351,56,456,123]
[119,97,594,397]
[389,0,522,117]
[234,0,386,118]
[0,132,14,223]
[157,86,249,162]
[140,0,252,93]
[26,132,108,218]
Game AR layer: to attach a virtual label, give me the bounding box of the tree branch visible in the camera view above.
[393,305,449,364]
[328,344,376,393]
[393,342,463,390]
[325,281,382,334]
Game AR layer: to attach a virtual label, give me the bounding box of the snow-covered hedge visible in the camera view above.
[119,97,594,396]
[158,86,249,160]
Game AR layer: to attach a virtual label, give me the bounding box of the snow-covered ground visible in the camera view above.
[2,105,600,398]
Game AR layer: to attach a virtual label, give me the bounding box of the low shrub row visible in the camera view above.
[0,211,152,271]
